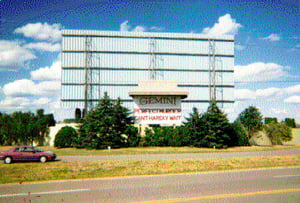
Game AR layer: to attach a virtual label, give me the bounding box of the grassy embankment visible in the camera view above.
[0,156,299,184]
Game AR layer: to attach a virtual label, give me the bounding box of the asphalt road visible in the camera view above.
[0,167,299,202]
[59,149,300,162]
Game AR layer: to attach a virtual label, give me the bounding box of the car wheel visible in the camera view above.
[4,157,12,164]
[40,156,47,163]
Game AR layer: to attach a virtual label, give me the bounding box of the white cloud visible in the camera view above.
[271,108,287,115]
[120,20,131,31]
[284,84,300,95]
[235,84,300,102]
[37,81,61,95]
[202,14,242,35]
[120,20,164,32]
[235,44,245,51]
[14,22,62,42]
[49,97,61,110]
[0,40,36,70]
[284,95,300,103]
[256,87,281,98]
[0,97,30,109]
[234,62,289,82]
[24,42,61,52]
[31,60,61,81]
[150,26,164,32]
[261,33,281,41]
[3,79,37,97]
[0,96,52,110]
[33,97,51,105]
[120,20,146,32]
[235,89,256,100]
[3,79,60,97]
[132,26,147,32]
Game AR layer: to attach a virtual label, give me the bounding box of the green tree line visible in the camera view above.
[0,109,55,146]
[55,93,294,149]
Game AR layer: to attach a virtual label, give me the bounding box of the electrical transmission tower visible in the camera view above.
[208,39,216,103]
[84,36,93,114]
[216,59,224,108]
[209,40,224,106]
[149,38,158,80]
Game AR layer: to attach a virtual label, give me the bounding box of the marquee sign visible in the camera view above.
[133,96,183,125]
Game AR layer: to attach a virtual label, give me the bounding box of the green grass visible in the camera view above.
[0,145,300,156]
[0,156,299,184]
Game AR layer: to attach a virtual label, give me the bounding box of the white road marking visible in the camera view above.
[273,175,300,178]
[0,188,90,198]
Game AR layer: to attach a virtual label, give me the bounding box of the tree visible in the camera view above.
[264,122,292,145]
[236,106,263,140]
[9,111,41,145]
[35,109,56,145]
[114,98,135,142]
[0,113,14,145]
[283,118,296,128]
[0,110,55,146]
[54,126,78,148]
[183,107,206,147]
[231,121,249,146]
[265,117,278,124]
[200,101,233,148]
[78,92,134,149]
[183,102,233,148]
[124,125,140,147]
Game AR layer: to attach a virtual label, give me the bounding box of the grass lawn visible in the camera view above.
[0,156,299,184]
[0,145,299,156]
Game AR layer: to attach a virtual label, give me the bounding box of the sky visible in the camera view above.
[0,0,299,123]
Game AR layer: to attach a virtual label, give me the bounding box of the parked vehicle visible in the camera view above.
[0,146,56,164]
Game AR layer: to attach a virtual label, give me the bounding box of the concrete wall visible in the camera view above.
[47,123,80,146]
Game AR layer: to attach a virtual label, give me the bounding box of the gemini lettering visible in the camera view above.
[138,96,177,105]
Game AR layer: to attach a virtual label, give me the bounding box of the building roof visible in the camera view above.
[129,80,188,99]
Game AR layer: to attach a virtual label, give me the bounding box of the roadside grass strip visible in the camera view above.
[0,155,300,184]
[0,145,299,156]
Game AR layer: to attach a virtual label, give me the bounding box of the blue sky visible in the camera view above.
[0,0,299,122]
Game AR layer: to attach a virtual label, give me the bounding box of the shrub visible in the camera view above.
[231,121,250,146]
[54,126,78,148]
[263,122,292,145]
[264,117,278,124]
[124,126,141,147]
[283,118,296,128]
[141,126,189,147]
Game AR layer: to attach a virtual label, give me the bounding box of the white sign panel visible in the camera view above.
[133,96,182,125]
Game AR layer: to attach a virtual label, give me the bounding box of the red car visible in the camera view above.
[0,146,57,164]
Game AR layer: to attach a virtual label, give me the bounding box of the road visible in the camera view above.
[59,149,300,162]
[0,167,299,202]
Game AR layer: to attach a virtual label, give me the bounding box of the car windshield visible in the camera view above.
[32,147,43,152]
